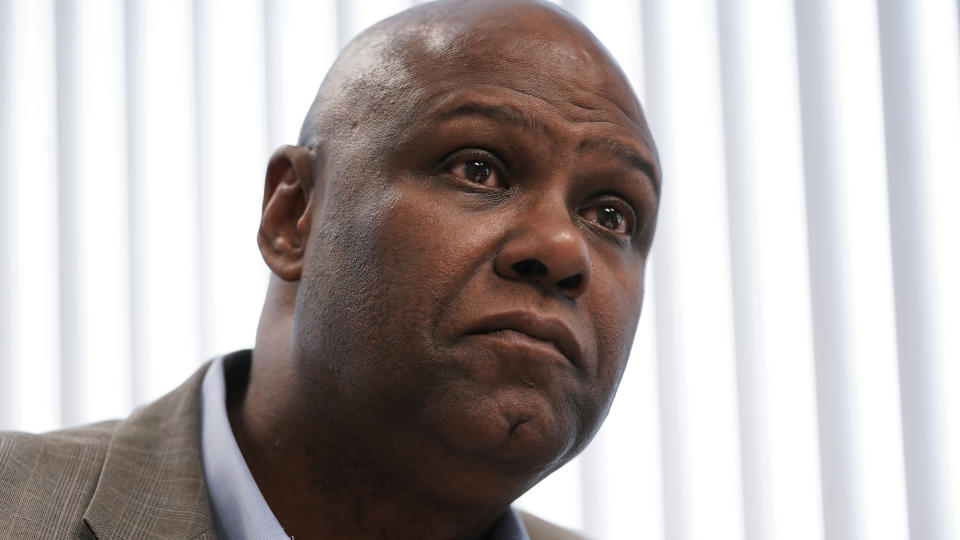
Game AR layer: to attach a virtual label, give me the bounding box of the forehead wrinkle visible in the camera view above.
[576,137,661,197]
[434,103,549,136]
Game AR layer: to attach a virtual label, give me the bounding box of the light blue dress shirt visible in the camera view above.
[200,354,290,540]
[199,352,531,540]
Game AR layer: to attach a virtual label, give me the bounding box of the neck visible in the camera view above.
[233,279,513,539]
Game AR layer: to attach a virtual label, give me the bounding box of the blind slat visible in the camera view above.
[0,0,14,429]
[5,0,60,432]
[878,1,960,537]
[643,0,744,538]
[57,0,132,425]
[795,1,908,538]
[717,0,823,538]
[126,0,203,405]
[194,0,270,357]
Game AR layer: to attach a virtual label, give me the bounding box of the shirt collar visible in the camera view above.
[200,352,290,540]
[199,351,530,540]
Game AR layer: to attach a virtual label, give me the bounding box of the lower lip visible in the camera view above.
[470,329,569,363]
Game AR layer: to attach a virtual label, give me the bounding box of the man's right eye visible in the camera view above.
[457,158,505,188]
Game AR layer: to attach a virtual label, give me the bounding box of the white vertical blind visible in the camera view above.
[194,0,271,363]
[642,0,745,539]
[0,0,14,428]
[125,0,204,404]
[3,0,60,432]
[55,0,133,426]
[877,1,960,538]
[2,1,958,539]
[716,1,822,539]
[795,1,909,539]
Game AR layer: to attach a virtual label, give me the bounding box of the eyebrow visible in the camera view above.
[434,103,549,135]
[577,137,661,197]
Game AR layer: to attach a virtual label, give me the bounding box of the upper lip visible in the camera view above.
[467,311,584,368]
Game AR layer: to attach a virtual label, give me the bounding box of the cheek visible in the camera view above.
[314,186,499,375]
[588,254,646,394]
[369,189,501,313]
[293,182,404,378]
[563,279,641,453]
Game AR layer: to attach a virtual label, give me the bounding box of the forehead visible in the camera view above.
[314,1,660,189]
[384,18,659,183]
[401,6,644,118]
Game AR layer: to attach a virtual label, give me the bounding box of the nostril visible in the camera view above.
[557,274,583,290]
[513,259,548,277]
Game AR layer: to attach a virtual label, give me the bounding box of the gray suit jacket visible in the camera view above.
[0,362,587,539]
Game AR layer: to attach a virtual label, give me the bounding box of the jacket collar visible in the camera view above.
[82,361,216,539]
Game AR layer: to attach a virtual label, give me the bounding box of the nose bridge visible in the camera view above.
[494,190,592,298]
[524,193,581,252]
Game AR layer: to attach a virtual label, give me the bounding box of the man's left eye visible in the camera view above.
[580,201,635,235]
[463,160,491,183]
[597,206,623,230]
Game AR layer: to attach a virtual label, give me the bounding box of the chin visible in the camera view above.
[501,417,576,471]
[436,385,583,475]
[419,406,577,507]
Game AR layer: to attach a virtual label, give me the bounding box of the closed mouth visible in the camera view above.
[466,311,583,368]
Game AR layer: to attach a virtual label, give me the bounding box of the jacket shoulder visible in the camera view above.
[0,421,118,539]
[518,510,592,540]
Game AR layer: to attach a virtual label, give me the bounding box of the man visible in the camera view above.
[0,0,660,538]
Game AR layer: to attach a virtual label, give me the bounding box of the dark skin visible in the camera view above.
[229,1,660,538]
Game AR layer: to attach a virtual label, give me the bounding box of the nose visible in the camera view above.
[493,203,592,300]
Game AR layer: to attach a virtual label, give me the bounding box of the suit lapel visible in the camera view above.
[82,363,215,539]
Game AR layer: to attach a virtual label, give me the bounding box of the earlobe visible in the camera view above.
[258,145,316,281]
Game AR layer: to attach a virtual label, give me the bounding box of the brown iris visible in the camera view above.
[463,160,491,184]
[597,206,623,230]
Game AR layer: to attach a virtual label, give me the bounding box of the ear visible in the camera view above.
[258,145,315,281]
